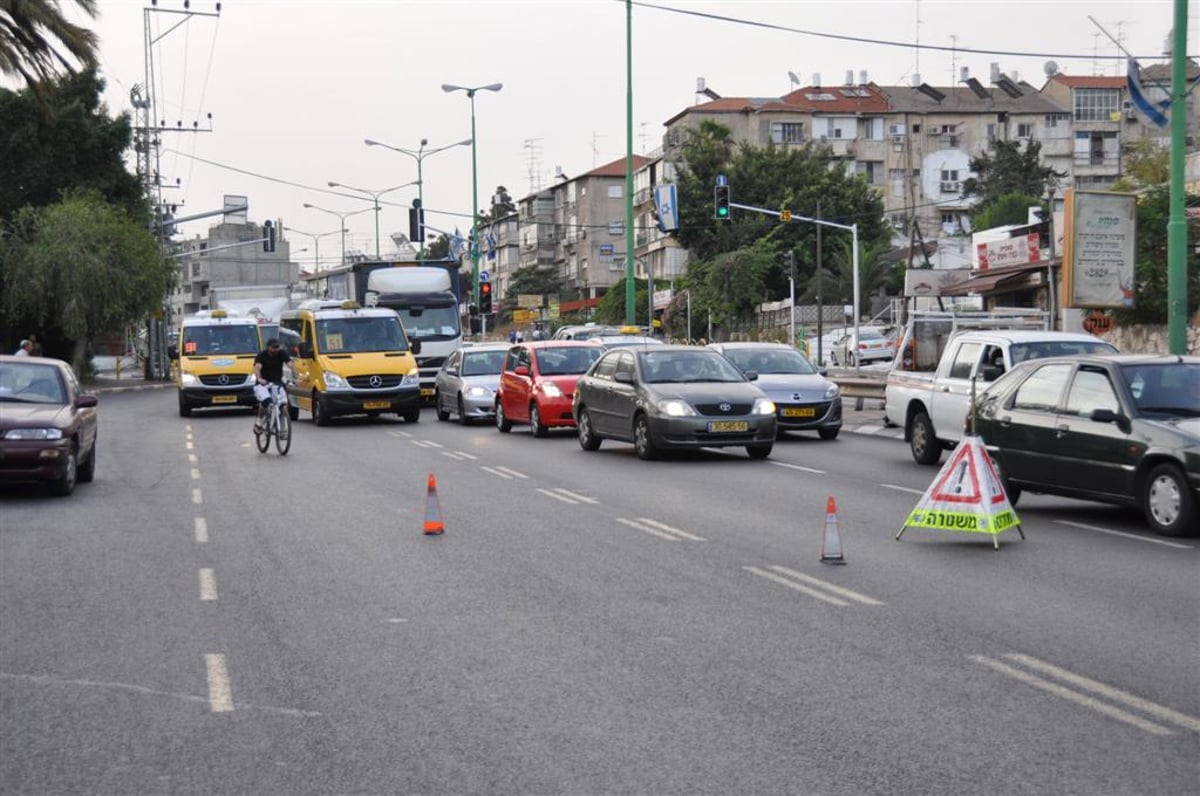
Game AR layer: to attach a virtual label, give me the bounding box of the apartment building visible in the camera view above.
[170,219,298,319]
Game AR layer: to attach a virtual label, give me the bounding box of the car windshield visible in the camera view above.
[182,324,260,355]
[639,350,747,383]
[1122,362,1200,417]
[858,329,887,340]
[723,348,816,375]
[0,362,65,404]
[535,347,602,375]
[461,350,506,376]
[1010,340,1118,364]
[317,316,410,353]
[395,304,461,340]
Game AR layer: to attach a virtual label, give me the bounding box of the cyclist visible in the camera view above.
[253,338,291,435]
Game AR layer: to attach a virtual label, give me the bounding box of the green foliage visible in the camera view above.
[962,139,1065,205]
[593,277,649,325]
[685,239,778,327]
[0,0,98,88]
[1111,140,1170,191]
[796,238,896,312]
[0,68,145,220]
[501,264,566,319]
[422,233,450,260]
[972,193,1044,231]
[0,192,174,369]
[1112,186,1200,325]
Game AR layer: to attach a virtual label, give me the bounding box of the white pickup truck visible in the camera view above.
[885,329,1119,464]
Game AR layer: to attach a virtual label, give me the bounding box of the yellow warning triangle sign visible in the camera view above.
[896,435,1023,548]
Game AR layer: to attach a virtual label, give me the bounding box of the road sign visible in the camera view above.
[479,270,489,282]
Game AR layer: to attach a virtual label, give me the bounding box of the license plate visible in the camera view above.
[211,395,237,404]
[363,400,391,410]
[708,420,749,433]
[420,388,435,397]
[782,407,816,418]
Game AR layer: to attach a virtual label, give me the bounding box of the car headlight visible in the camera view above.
[465,385,492,398]
[324,371,350,389]
[656,398,696,416]
[752,398,777,415]
[824,383,841,399]
[540,381,563,398]
[180,372,198,386]
[5,428,64,440]
[401,368,420,387]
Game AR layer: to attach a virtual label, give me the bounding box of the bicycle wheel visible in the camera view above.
[275,405,292,455]
[255,411,270,453]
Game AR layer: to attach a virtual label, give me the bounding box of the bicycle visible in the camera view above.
[254,381,292,455]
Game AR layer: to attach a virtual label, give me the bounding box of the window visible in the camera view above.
[592,352,618,380]
[1012,363,1072,411]
[940,168,960,182]
[986,123,998,141]
[947,342,981,380]
[941,212,957,225]
[1017,123,1034,138]
[770,122,805,143]
[1073,88,1121,122]
[608,220,624,235]
[614,351,635,380]
[607,185,623,199]
[1064,368,1119,416]
[912,124,921,134]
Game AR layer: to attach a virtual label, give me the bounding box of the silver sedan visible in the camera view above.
[434,344,508,425]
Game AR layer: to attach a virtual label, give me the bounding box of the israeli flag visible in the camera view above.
[449,228,467,261]
[654,184,679,232]
[1127,58,1169,129]
[486,232,497,260]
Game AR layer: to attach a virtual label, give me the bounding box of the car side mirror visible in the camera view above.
[411,340,422,356]
[817,366,828,377]
[514,365,530,377]
[981,364,1004,382]
[445,365,458,376]
[76,394,98,409]
[614,371,633,384]
[1091,408,1131,433]
[744,370,759,381]
[297,342,314,359]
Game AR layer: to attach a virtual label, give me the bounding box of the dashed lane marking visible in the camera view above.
[767,566,885,605]
[194,518,208,544]
[1053,520,1193,549]
[881,483,925,495]
[617,517,706,542]
[204,654,233,713]
[769,461,825,474]
[192,489,202,505]
[190,468,201,480]
[742,566,849,606]
[199,569,217,601]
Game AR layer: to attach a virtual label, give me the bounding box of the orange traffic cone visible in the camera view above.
[819,496,845,564]
[423,472,444,535]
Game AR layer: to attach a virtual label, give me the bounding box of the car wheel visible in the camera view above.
[496,400,512,432]
[633,414,658,460]
[988,454,1021,506]
[909,411,941,465]
[287,402,300,421]
[818,428,840,440]
[77,442,96,483]
[746,443,773,460]
[435,391,450,421]
[49,448,77,496]
[313,391,330,426]
[1143,462,1197,537]
[458,395,471,426]
[530,403,549,437]
[403,408,421,423]
[178,393,192,417]
[577,407,601,451]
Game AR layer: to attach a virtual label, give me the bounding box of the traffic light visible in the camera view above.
[713,185,731,220]
[263,220,276,252]
[408,199,424,242]
[479,279,493,315]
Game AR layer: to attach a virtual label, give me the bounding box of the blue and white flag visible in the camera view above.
[654,184,679,232]
[485,232,497,260]
[1127,58,1169,129]
[449,228,467,261]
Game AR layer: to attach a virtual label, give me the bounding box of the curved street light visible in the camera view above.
[285,226,343,273]
[302,203,373,266]
[363,137,472,261]
[326,180,419,259]
[442,82,502,334]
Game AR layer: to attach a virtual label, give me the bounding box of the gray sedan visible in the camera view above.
[434,344,508,424]
[572,345,777,460]
[708,342,842,439]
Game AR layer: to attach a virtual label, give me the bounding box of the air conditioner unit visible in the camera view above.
[940,181,961,193]
[891,134,905,144]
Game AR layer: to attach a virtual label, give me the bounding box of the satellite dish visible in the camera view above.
[788,71,800,85]
[1043,60,1059,76]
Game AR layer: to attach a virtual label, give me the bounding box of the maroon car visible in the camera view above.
[0,355,99,496]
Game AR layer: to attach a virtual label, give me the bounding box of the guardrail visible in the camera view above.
[830,376,886,410]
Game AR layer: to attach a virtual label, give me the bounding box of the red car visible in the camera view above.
[496,341,603,436]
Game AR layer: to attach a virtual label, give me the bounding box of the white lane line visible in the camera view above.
[970,655,1172,736]
[617,517,681,542]
[492,466,528,479]
[481,466,514,480]
[1053,520,1193,549]
[388,430,413,438]
[188,454,198,463]
[204,654,234,713]
[537,488,579,504]
[192,489,202,505]
[452,450,479,460]
[199,569,218,601]
[742,566,850,606]
[881,483,925,495]
[633,517,705,541]
[186,441,194,451]
[194,517,208,544]
[1005,654,1200,733]
[190,468,201,480]
[186,433,193,442]
[186,425,193,433]
[441,451,470,461]
[411,439,443,449]
[769,461,825,474]
[553,488,599,504]
[768,566,884,605]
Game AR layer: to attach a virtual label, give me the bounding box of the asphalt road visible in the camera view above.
[1,387,1196,795]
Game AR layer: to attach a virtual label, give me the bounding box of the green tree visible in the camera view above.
[500,264,565,322]
[971,192,1044,231]
[1111,140,1170,191]
[0,0,98,88]
[961,138,1065,205]
[0,191,174,371]
[593,277,649,325]
[1112,185,1200,325]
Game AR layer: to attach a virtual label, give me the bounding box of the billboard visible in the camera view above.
[1061,189,1136,309]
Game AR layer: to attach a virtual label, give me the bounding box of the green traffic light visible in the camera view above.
[717,207,729,217]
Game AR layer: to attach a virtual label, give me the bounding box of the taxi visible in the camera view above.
[170,310,262,417]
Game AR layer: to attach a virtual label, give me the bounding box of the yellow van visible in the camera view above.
[279,300,422,425]
[170,310,262,417]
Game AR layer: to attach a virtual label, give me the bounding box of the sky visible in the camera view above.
[51,0,1194,269]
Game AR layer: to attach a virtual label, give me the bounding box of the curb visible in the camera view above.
[87,380,173,394]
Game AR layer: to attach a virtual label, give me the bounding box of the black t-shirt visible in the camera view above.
[255,348,291,382]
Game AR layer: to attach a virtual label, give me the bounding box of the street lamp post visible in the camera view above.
[326,181,418,260]
[302,204,373,266]
[442,82,502,336]
[364,137,472,262]
[284,226,342,272]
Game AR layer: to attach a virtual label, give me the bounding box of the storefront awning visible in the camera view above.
[939,263,1051,297]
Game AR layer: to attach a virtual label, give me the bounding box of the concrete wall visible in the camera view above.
[1098,323,1200,355]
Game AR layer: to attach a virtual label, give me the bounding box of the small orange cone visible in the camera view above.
[423,472,444,535]
[819,496,845,564]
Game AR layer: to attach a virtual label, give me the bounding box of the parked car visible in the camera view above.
[831,326,894,366]
[496,341,604,436]
[0,356,99,496]
[972,354,1200,537]
[708,341,842,439]
[572,344,777,460]
[434,343,509,425]
[587,335,664,350]
[553,324,620,341]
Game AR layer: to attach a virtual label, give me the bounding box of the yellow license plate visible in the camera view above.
[363,400,391,410]
[211,395,237,404]
[708,420,749,433]
[420,388,435,397]
[782,407,816,418]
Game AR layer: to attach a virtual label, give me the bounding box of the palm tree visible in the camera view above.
[0,0,99,87]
